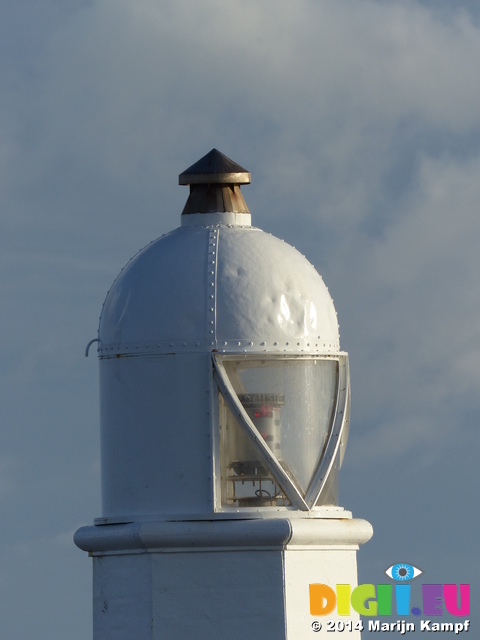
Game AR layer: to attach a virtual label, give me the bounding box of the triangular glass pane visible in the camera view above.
[224,359,338,495]
[218,391,291,507]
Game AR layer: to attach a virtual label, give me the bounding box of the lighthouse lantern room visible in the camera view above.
[75,149,373,640]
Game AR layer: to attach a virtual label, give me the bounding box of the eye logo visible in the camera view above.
[385,563,423,582]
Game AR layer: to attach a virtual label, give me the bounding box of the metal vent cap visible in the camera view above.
[179,149,251,185]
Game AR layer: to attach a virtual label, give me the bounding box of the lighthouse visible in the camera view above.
[75,149,373,639]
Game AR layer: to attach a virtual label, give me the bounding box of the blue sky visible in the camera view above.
[1,0,479,636]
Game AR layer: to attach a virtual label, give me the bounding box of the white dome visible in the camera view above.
[98,220,340,356]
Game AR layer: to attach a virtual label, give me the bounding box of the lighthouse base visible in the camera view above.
[75,517,373,640]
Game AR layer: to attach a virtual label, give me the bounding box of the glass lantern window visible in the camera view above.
[217,358,339,508]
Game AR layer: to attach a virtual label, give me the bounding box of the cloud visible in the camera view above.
[5,0,480,208]
[328,150,480,473]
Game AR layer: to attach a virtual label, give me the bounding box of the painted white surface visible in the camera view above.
[75,518,373,553]
[99,354,212,518]
[92,551,286,640]
[181,212,252,226]
[215,228,338,351]
[98,224,339,355]
[84,518,372,640]
[93,554,152,640]
[151,551,286,640]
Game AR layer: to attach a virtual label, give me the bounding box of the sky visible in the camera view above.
[1,0,479,636]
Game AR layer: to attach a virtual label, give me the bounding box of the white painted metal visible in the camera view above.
[181,211,251,227]
[99,354,212,519]
[98,222,339,357]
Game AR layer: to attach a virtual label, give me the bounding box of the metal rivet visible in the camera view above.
[170,343,174,347]
[224,341,228,345]
[260,341,265,346]
[210,330,214,334]
[249,342,253,346]
[210,308,214,312]
[237,342,241,346]
[210,295,214,299]
[273,341,278,346]
[210,283,214,287]
[210,321,214,325]
[286,342,289,346]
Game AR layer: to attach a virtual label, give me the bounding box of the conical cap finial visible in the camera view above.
[179,149,251,185]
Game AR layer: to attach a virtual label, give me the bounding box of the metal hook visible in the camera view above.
[85,338,99,357]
